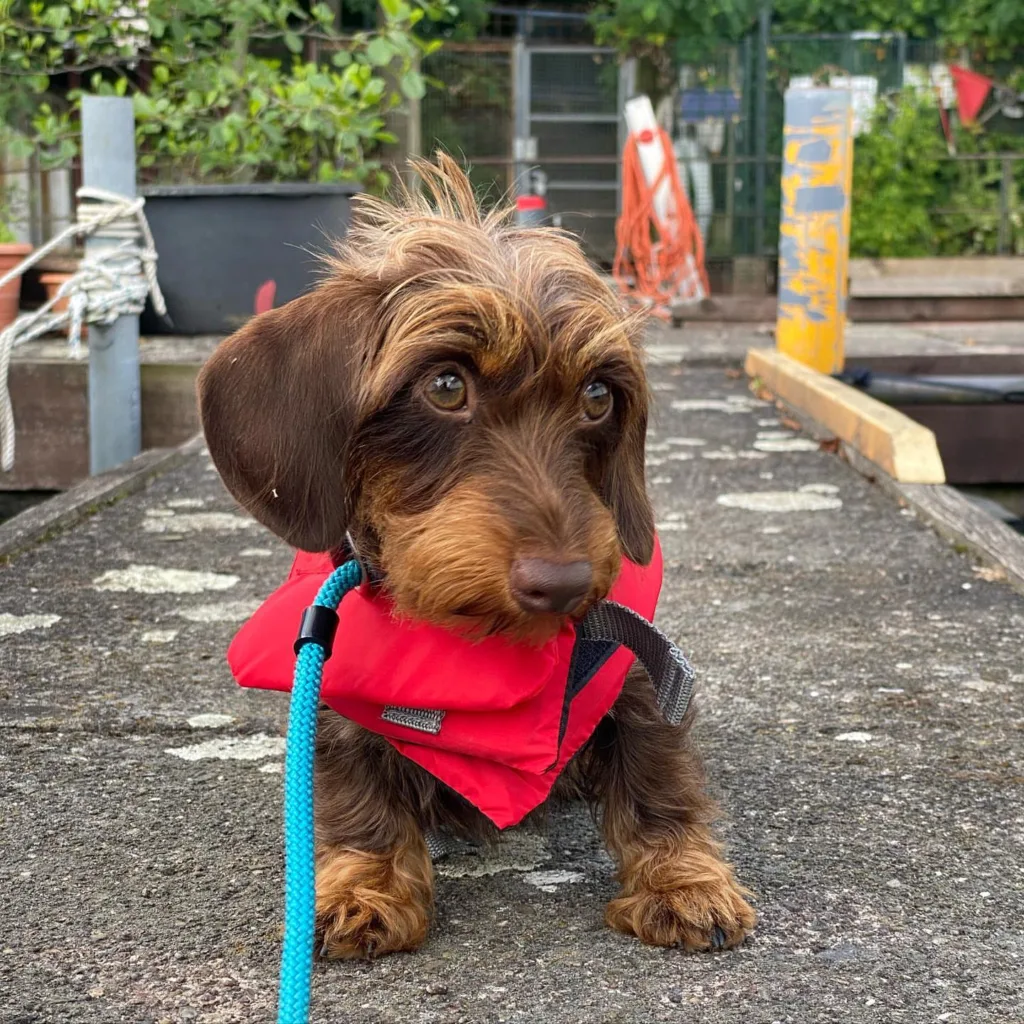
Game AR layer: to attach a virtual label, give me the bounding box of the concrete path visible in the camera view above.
[11,318,1024,369]
[2,366,1022,1023]
[642,320,1024,367]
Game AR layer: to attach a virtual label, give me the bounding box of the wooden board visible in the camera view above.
[745,347,946,484]
[896,483,1024,596]
[2,359,202,491]
[783,404,1024,599]
[2,360,90,490]
[851,277,1024,299]
[141,363,200,450]
[849,257,1024,294]
[851,354,1024,376]
[670,295,777,324]
[848,296,1024,322]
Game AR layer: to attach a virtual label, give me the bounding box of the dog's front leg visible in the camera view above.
[313,711,433,959]
[592,669,756,951]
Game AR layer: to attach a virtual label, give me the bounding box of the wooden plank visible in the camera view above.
[851,276,1024,299]
[141,362,201,449]
[671,295,777,323]
[778,396,1024,597]
[848,296,1024,322]
[851,354,1024,376]
[2,361,89,490]
[850,256,1024,281]
[2,358,203,491]
[896,483,1024,596]
[745,347,946,484]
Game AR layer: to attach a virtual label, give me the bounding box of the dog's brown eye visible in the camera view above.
[582,380,612,421]
[425,371,467,412]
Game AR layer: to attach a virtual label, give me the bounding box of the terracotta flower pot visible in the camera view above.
[39,271,87,340]
[0,241,34,331]
[40,272,73,313]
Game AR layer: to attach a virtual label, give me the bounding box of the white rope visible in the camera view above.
[0,186,166,473]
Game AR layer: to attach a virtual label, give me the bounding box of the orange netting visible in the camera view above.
[613,127,709,319]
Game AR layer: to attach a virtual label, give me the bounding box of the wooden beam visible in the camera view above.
[895,483,1024,595]
[745,347,946,484]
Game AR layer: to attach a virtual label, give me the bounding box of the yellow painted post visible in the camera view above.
[775,87,854,374]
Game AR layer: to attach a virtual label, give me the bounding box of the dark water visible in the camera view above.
[0,491,57,527]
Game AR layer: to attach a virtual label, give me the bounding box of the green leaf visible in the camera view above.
[5,135,35,161]
[284,31,303,54]
[365,36,395,67]
[310,2,335,25]
[400,69,425,100]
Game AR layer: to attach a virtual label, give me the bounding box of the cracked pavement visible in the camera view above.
[2,366,1022,1024]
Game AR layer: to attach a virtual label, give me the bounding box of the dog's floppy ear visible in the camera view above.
[197,277,377,552]
[605,401,655,566]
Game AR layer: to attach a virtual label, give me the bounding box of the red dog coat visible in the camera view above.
[228,535,693,829]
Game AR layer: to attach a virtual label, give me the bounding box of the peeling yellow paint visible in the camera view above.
[776,90,854,374]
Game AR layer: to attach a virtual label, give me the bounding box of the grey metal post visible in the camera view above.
[754,1,770,256]
[617,58,637,223]
[81,96,141,475]
[512,35,532,196]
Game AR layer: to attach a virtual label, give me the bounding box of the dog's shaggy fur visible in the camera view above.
[198,154,755,959]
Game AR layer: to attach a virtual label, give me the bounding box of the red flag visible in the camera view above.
[950,65,992,124]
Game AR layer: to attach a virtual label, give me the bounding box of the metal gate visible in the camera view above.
[514,43,634,265]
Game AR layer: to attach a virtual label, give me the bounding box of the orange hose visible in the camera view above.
[613,128,709,319]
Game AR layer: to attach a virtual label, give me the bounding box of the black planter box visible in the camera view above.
[140,183,358,336]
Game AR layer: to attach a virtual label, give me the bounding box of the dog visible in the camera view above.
[198,154,755,959]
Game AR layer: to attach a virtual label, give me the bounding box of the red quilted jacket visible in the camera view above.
[229,537,664,828]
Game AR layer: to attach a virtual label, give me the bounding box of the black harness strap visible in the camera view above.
[578,601,696,726]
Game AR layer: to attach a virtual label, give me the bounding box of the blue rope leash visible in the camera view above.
[277,559,362,1024]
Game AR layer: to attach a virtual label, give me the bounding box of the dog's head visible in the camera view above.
[198,155,653,641]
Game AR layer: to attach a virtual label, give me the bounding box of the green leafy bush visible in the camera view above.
[851,89,1024,256]
[1,0,453,187]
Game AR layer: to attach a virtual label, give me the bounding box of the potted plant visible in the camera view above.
[2,0,451,334]
[0,185,32,333]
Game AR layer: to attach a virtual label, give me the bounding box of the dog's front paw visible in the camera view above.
[315,842,433,959]
[605,845,755,952]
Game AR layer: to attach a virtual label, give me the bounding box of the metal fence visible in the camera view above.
[4,14,1022,271]
[421,43,516,200]
[699,32,1023,265]
[422,10,632,264]
[0,155,77,250]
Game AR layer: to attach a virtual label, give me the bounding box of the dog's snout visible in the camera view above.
[509,558,592,615]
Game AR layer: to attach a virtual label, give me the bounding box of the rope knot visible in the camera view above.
[0,187,166,472]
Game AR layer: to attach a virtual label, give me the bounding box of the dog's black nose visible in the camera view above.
[510,558,592,615]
